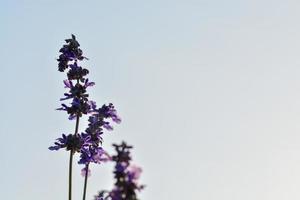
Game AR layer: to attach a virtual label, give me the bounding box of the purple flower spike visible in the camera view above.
[77,103,121,171]
[94,142,144,200]
[57,34,85,72]
[54,35,95,120]
[79,146,110,165]
[50,36,126,197]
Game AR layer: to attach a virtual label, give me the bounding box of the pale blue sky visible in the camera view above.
[1,0,300,199]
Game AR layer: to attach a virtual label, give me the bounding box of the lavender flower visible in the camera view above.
[79,104,121,200]
[94,142,144,200]
[49,35,137,200]
[49,35,96,200]
[87,103,121,134]
[55,35,94,120]
[78,103,121,166]
[79,146,111,165]
[57,34,85,72]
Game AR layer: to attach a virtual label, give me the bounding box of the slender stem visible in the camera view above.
[75,114,80,134]
[82,163,90,200]
[68,150,73,200]
[68,114,80,200]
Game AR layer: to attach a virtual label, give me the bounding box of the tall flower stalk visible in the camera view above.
[79,103,121,200]
[48,35,143,200]
[94,142,144,200]
[49,35,95,200]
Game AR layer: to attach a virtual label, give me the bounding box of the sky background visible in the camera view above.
[1,0,300,199]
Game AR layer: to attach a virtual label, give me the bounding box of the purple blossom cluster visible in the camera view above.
[79,103,121,166]
[48,35,144,200]
[94,142,144,200]
[57,34,85,72]
[49,35,121,168]
[56,34,92,120]
[49,102,121,167]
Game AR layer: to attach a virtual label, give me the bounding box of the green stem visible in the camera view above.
[82,163,90,200]
[69,114,80,200]
[68,150,73,200]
